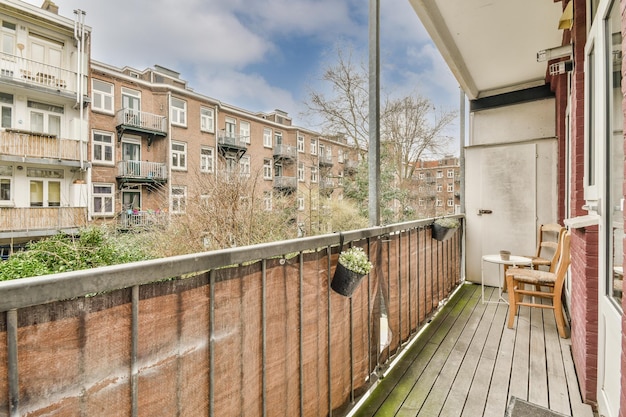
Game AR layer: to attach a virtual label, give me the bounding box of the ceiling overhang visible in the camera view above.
[407,0,566,100]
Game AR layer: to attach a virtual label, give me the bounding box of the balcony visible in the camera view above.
[273,144,297,163]
[320,177,335,196]
[115,109,167,145]
[0,130,86,165]
[273,175,297,193]
[345,158,359,173]
[217,132,248,160]
[0,52,80,95]
[0,206,87,236]
[119,209,168,229]
[116,160,168,185]
[0,218,462,416]
[318,153,334,167]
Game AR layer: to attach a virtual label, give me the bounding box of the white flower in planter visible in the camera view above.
[338,247,373,275]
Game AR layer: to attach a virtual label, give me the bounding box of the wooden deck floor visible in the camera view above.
[351,283,596,417]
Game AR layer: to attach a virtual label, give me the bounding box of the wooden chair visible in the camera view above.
[505,230,570,338]
[527,223,565,272]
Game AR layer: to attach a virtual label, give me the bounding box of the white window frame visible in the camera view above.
[0,92,13,129]
[170,97,187,127]
[264,191,272,211]
[311,166,318,183]
[297,135,304,152]
[92,130,115,165]
[200,146,214,173]
[200,107,215,133]
[92,183,115,216]
[263,159,273,179]
[92,79,114,114]
[447,198,454,207]
[240,155,251,177]
[447,169,455,178]
[0,164,12,205]
[240,120,250,144]
[171,141,187,170]
[297,196,304,211]
[338,150,344,163]
[28,100,63,136]
[311,139,317,155]
[436,170,443,178]
[297,162,304,182]
[171,186,187,214]
[447,183,454,192]
[263,128,272,148]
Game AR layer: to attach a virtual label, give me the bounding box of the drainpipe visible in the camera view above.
[73,10,86,171]
[167,92,172,219]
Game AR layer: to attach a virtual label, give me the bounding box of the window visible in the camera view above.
[274,131,282,146]
[419,172,425,179]
[447,169,455,178]
[171,186,186,214]
[27,168,63,207]
[263,159,272,179]
[338,171,344,186]
[437,184,443,192]
[298,196,304,211]
[1,21,15,56]
[326,145,332,158]
[92,131,114,165]
[170,97,187,126]
[172,141,187,170]
[447,198,454,207]
[311,166,318,183]
[310,139,317,155]
[297,135,304,152]
[297,162,304,182]
[436,199,443,207]
[264,191,272,211]
[121,88,141,122]
[240,156,250,177]
[93,183,114,216]
[263,128,272,147]
[225,117,236,138]
[28,100,63,136]
[92,79,114,113]
[436,170,443,178]
[0,92,12,128]
[240,121,250,144]
[200,107,215,132]
[418,199,424,207]
[0,164,12,203]
[447,183,454,192]
[200,146,214,173]
[338,150,344,163]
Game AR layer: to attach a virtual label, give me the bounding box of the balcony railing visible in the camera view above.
[0,130,86,162]
[0,206,87,233]
[115,109,167,134]
[0,216,463,416]
[319,153,334,166]
[273,144,297,161]
[117,160,167,181]
[119,210,168,228]
[217,132,248,149]
[273,175,297,191]
[0,52,80,94]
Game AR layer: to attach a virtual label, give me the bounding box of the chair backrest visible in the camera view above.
[537,223,566,272]
[552,230,571,298]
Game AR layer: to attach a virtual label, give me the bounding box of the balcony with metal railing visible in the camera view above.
[273,175,297,193]
[319,153,334,167]
[217,132,248,160]
[0,52,81,95]
[116,160,168,185]
[0,130,86,165]
[0,217,462,416]
[273,144,297,162]
[115,109,168,145]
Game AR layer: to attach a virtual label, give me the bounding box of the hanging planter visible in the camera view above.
[432,218,460,242]
[331,246,372,297]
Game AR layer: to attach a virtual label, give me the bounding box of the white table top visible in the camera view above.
[482,254,533,266]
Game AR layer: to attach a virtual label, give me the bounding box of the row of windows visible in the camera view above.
[417,169,456,179]
[418,198,456,207]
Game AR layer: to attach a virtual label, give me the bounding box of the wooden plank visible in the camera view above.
[528,304,549,407]
[437,289,501,417]
[542,299,571,414]
[352,283,475,417]
[393,285,483,416]
[560,338,595,417]
[460,300,509,417]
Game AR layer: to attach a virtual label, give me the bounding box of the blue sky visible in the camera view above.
[27,0,460,146]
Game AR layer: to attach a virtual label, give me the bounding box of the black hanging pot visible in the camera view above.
[331,263,366,297]
[432,223,456,242]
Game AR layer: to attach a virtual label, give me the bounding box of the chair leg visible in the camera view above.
[553,297,568,338]
[506,274,517,329]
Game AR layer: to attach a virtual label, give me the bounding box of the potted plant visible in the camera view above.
[432,217,460,242]
[331,246,373,297]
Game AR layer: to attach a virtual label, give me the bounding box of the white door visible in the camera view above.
[465,143,538,285]
[589,1,623,414]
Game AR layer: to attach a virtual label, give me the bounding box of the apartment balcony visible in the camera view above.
[0,206,87,236]
[0,52,81,96]
[320,177,335,196]
[115,109,167,145]
[217,132,248,160]
[318,153,334,167]
[345,158,359,173]
[273,175,297,193]
[118,209,168,229]
[116,161,168,186]
[273,144,297,163]
[0,130,86,166]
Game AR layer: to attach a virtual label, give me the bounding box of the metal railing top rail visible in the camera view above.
[0,214,463,312]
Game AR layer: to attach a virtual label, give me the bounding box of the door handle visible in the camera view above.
[478,209,492,215]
